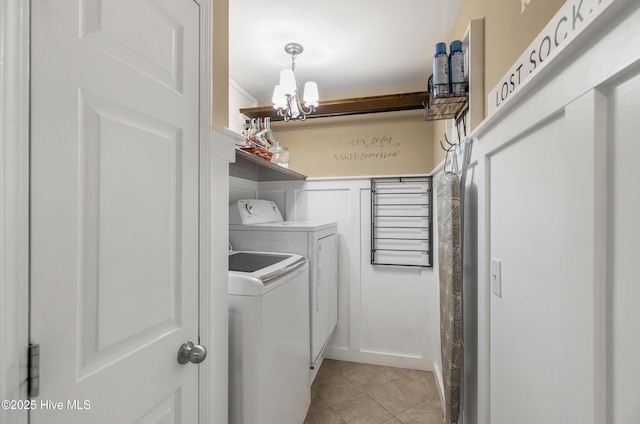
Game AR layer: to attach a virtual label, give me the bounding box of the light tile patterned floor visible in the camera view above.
[304,360,444,424]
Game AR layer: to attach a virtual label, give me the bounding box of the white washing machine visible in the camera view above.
[228,250,310,424]
[229,199,338,369]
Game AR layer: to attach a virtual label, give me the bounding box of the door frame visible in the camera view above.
[192,0,216,423]
[0,0,30,423]
[0,0,215,422]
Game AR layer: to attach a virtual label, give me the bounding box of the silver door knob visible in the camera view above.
[177,341,207,364]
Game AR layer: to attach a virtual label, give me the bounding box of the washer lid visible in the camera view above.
[228,252,308,296]
[229,252,292,273]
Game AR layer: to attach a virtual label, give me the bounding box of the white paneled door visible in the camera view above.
[30,1,202,422]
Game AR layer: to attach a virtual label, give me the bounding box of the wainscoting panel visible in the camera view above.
[252,178,438,370]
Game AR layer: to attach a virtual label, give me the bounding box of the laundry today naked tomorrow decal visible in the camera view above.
[489,0,615,115]
[331,135,401,161]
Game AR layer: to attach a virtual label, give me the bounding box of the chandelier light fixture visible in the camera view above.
[272,43,319,121]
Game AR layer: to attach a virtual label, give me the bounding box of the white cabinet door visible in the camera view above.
[30,1,202,422]
[324,235,339,338]
[312,234,337,365]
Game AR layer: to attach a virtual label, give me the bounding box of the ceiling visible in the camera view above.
[229,0,464,105]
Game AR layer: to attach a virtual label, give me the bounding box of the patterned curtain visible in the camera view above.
[437,171,462,424]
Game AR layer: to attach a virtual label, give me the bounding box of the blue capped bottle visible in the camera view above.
[433,42,450,97]
[450,40,465,94]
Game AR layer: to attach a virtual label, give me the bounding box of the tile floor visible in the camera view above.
[304,359,444,424]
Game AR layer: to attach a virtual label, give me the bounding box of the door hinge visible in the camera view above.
[28,343,40,398]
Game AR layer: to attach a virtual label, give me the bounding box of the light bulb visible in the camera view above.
[279,69,297,96]
[303,81,319,107]
[272,85,287,109]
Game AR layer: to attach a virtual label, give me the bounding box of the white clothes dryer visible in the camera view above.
[229,199,338,368]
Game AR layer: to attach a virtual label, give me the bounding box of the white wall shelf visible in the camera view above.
[229,148,307,181]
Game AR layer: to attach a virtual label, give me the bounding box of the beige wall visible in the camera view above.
[212,0,229,129]
[271,110,434,177]
[432,121,448,167]
[452,0,564,112]
[433,0,565,167]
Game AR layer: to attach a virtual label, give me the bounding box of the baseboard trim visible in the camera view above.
[323,347,433,371]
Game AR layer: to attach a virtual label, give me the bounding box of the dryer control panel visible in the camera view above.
[230,199,284,225]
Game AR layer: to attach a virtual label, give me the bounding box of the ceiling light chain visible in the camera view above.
[272,43,319,122]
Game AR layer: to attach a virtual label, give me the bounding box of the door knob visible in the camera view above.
[177,341,207,364]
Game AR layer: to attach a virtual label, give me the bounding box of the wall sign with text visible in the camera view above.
[330,135,401,162]
[489,0,617,116]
